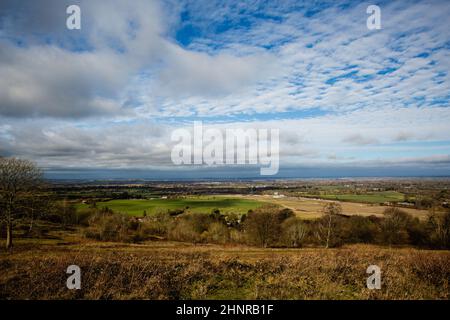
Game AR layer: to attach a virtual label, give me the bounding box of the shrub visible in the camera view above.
[426,209,450,249]
[414,196,435,209]
[168,208,185,216]
[205,222,230,244]
[139,211,171,238]
[343,215,379,243]
[188,213,214,234]
[380,208,414,245]
[224,212,241,228]
[84,209,141,243]
[229,228,244,243]
[75,209,96,226]
[244,205,292,247]
[281,217,307,247]
[168,217,202,243]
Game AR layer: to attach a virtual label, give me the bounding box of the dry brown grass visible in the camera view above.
[234,195,429,220]
[1,240,448,300]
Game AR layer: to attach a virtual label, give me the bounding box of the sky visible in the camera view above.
[0,0,449,179]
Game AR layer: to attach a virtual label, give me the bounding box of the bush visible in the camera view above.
[41,202,94,226]
[205,222,230,244]
[78,202,447,250]
[244,205,293,247]
[380,208,414,245]
[139,211,171,238]
[281,217,307,247]
[224,212,241,228]
[84,209,142,243]
[168,217,202,243]
[344,216,379,244]
[168,208,185,216]
[415,196,435,209]
[75,209,96,226]
[229,228,244,243]
[426,209,450,249]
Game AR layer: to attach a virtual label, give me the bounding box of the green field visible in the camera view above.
[77,196,263,216]
[314,191,405,203]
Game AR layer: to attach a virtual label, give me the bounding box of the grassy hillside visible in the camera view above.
[1,241,448,300]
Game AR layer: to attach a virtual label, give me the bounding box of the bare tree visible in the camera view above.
[282,217,307,247]
[22,191,52,233]
[244,205,292,247]
[380,207,412,246]
[427,208,450,249]
[316,202,342,248]
[0,157,43,251]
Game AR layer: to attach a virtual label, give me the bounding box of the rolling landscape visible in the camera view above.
[1,0,450,305]
[1,176,449,299]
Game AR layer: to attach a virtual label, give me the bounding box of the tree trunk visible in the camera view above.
[29,212,34,233]
[325,214,332,249]
[6,222,13,251]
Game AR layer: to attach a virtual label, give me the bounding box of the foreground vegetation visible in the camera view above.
[1,241,448,300]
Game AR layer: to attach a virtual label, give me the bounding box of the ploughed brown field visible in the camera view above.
[1,239,449,300]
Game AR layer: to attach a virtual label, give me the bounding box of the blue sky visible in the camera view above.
[0,0,449,179]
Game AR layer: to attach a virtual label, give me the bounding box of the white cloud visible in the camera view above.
[0,0,449,173]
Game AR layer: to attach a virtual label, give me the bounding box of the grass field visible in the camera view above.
[77,196,263,216]
[77,194,429,220]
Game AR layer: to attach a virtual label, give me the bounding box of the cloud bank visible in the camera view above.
[0,0,449,177]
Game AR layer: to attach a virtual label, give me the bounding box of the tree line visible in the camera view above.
[77,201,450,249]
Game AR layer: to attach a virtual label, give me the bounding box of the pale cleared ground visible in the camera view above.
[229,194,430,220]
